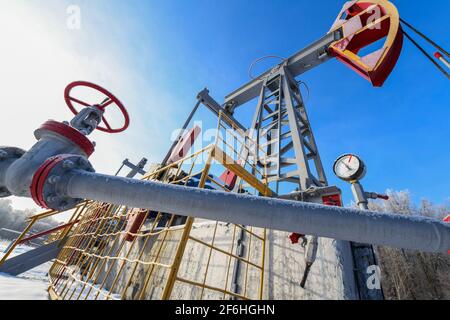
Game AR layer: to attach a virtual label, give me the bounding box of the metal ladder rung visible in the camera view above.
[280,141,293,156]
[280,131,292,140]
[302,138,316,154]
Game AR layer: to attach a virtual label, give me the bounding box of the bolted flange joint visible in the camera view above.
[0,147,26,197]
[30,154,95,211]
[35,120,96,157]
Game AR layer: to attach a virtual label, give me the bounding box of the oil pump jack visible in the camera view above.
[0,0,449,300]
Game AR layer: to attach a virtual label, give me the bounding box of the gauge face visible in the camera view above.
[333,154,366,181]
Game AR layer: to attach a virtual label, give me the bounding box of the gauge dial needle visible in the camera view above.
[344,163,352,171]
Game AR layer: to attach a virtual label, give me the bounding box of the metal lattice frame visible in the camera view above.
[48,113,271,300]
[248,65,327,192]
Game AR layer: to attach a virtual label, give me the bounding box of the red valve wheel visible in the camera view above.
[64,81,130,133]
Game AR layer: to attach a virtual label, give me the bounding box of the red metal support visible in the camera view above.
[123,209,148,242]
[167,126,201,164]
[17,220,80,245]
[219,169,238,190]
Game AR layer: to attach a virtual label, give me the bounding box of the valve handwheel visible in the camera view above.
[64,81,130,133]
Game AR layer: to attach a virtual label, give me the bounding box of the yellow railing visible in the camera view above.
[0,202,88,266]
[44,112,273,300]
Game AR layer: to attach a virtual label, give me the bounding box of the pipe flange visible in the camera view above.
[0,188,9,198]
[0,147,26,197]
[34,121,95,157]
[30,154,94,210]
[0,147,26,160]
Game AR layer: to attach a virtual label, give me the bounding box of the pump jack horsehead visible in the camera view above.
[328,0,403,86]
[0,0,448,293]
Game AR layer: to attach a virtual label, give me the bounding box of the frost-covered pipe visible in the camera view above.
[0,147,26,197]
[63,170,450,254]
[0,158,17,187]
[2,123,93,199]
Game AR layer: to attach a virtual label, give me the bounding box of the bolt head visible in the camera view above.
[78,157,91,167]
[0,150,8,160]
[59,201,69,210]
[46,194,58,203]
[48,175,61,184]
[62,160,75,169]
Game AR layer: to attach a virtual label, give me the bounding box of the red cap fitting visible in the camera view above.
[289,233,305,245]
[377,194,389,200]
[36,121,95,157]
[434,52,443,59]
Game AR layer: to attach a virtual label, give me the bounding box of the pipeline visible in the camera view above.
[57,170,450,254]
[1,81,448,260]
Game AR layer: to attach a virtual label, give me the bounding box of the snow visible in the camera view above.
[57,270,122,300]
[0,240,51,300]
[0,273,49,300]
[0,240,122,300]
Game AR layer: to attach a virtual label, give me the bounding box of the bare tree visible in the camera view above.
[366,190,450,300]
[0,199,58,242]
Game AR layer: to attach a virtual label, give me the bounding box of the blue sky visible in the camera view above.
[1,0,449,210]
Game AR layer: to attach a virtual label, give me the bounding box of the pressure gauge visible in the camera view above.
[333,154,366,182]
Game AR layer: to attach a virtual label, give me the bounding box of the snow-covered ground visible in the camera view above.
[0,240,51,300]
[0,240,121,300]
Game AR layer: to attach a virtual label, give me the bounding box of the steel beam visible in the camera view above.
[0,240,62,276]
[197,88,246,131]
[62,170,450,254]
[224,31,341,108]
